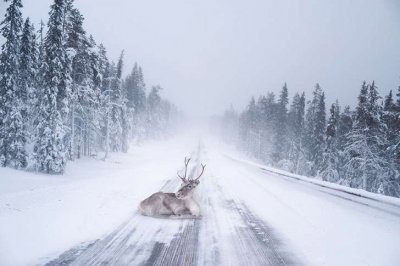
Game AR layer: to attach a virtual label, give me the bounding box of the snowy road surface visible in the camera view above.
[1,136,400,265]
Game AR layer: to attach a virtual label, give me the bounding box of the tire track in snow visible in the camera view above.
[204,179,299,266]
[43,150,202,266]
[144,219,199,266]
[44,194,198,266]
[44,144,301,266]
[230,201,298,265]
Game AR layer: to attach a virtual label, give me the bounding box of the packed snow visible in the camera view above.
[0,134,399,266]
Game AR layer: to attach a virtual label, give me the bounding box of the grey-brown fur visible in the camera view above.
[138,158,206,217]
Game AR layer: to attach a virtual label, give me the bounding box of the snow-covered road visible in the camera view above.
[1,136,400,265]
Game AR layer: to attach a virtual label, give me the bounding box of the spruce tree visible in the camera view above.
[124,63,147,114]
[394,85,400,164]
[19,18,37,139]
[124,62,147,140]
[344,81,386,192]
[19,18,37,110]
[245,97,261,156]
[381,89,400,196]
[287,92,306,173]
[109,52,125,152]
[0,0,28,168]
[304,84,326,176]
[256,95,274,163]
[320,101,340,182]
[272,83,289,165]
[34,0,71,173]
[336,105,353,180]
[86,35,102,156]
[66,7,96,159]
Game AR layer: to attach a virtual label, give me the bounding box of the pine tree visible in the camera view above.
[336,105,353,181]
[244,97,262,156]
[383,90,397,156]
[124,63,147,113]
[124,62,147,140]
[303,84,326,176]
[19,17,38,162]
[394,85,400,164]
[320,101,340,182]
[137,66,147,113]
[34,0,72,173]
[0,0,28,168]
[147,85,163,138]
[344,81,387,192]
[96,44,117,159]
[109,51,125,152]
[32,20,46,130]
[287,92,306,173]
[66,7,97,159]
[86,35,102,156]
[19,18,37,112]
[256,94,275,163]
[381,89,400,196]
[272,83,289,165]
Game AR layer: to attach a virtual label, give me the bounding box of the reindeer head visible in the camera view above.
[176,180,199,199]
[176,158,206,199]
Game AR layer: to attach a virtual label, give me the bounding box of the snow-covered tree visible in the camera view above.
[287,92,306,173]
[303,84,326,175]
[381,89,400,196]
[336,105,353,180]
[320,101,340,182]
[125,63,146,114]
[34,0,72,173]
[147,85,163,138]
[344,81,387,192]
[0,0,28,168]
[19,18,37,116]
[239,97,263,157]
[109,51,126,152]
[66,7,99,159]
[272,83,289,166]
[256,93,275,163]
[124,62,147,140]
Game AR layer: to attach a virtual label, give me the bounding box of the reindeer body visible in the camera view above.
[139,192,200,216]
[138,158,205,217]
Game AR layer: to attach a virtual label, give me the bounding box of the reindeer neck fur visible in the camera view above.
[174,182,200,216]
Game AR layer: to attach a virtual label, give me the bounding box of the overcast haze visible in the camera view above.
[1,0,400,117]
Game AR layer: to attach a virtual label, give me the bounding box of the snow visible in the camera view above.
[0,137,193,266]
[221,151,400,208]
[1,134,399,265]
[207,139,400,266]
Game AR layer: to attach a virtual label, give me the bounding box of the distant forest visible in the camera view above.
[217,82,400,198]
[0,0,182,174]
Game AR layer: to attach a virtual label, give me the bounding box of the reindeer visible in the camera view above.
[138,157,206,217]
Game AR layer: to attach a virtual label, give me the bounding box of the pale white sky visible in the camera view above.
[1,0,400,117]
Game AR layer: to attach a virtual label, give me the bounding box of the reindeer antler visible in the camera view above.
[193,163,206,181]
[177,157,191,182]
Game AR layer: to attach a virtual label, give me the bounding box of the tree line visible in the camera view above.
[0,0,182,174]
[217,82,400,197]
